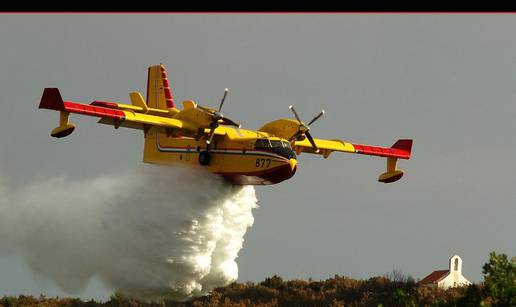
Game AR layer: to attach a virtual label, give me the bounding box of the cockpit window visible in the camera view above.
[255,139,291,149]
[254,138,295,159]
[254,139,270,149]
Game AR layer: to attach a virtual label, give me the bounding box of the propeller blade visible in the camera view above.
[289,105,303,124]
[305,131,320,154]
[307,109,325,126]
[205,122,219,145]
[218,88,229,112]
[221,117,241,128]
[207,131,216,145]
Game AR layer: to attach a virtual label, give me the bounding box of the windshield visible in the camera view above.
[254,139,291,149]
[254,139,296,160]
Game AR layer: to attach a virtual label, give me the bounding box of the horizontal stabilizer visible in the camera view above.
[130,92,149,113]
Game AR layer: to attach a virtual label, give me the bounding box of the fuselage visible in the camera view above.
[143,126,298,185]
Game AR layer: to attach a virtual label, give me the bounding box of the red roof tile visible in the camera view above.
[418,270,449,285]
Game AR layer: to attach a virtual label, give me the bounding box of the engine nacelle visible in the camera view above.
[258,118,301,140]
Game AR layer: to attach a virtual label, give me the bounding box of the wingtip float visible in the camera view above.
[39,64,413,185]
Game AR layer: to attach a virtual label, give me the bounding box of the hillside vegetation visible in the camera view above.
[1,252,513,307]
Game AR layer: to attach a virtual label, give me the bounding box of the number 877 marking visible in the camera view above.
[255,158,271,168]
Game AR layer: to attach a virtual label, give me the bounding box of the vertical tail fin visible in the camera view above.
[39,88,76,138]
[143,64,177,163]
[391,139,413,157]
[146,64,175,110]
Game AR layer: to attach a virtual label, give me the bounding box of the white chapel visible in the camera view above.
[418,255,471,289]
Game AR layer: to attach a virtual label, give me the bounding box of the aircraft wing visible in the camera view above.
[293,138,413,183]
[293,138,412,160]
[39,88,197,137]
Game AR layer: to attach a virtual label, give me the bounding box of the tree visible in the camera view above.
[383,269,415,284]
[453,284,483,307]
[482,251,515,306]
[260,275,284,290]
[393,288,416,307]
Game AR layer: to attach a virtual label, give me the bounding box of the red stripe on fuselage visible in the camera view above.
[156,144,289,160]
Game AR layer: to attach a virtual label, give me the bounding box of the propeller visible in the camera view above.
[218,88,228,112]
[288,105,325,153]
[204,88,240,147]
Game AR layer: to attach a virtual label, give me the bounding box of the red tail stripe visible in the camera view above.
[160,65,175,108]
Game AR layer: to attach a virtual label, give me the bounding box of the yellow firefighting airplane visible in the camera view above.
[39,64,413,185]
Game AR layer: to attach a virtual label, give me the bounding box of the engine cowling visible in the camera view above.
[258,119,301,140]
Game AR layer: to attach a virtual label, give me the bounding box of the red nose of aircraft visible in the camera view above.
[261,158,297,184]
[223,158,297,185]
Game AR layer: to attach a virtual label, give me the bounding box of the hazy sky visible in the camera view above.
[0,14,515,300]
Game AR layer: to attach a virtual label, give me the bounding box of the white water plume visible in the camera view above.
[0,165,257,301]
